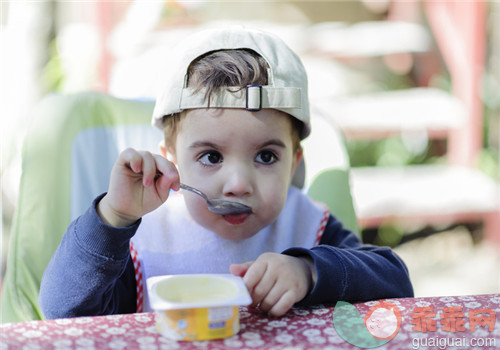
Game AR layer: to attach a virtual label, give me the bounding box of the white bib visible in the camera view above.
[131,186,328,311]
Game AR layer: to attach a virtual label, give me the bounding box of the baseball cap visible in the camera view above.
[152,26,311,139]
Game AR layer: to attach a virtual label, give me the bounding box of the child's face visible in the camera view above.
[171,108,302,240]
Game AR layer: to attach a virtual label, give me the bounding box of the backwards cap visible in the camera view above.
[152,26,310,139]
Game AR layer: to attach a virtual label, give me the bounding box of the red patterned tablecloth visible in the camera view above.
[1,294,499,349]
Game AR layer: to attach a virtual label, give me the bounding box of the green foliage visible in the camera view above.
[347,136,433,168]
[40,39,64,93]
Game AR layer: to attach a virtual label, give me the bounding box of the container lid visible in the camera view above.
[147,274,252,310]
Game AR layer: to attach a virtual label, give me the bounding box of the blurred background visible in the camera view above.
[1,0,499,298]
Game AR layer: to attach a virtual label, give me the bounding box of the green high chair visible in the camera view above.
[1,92,358,322]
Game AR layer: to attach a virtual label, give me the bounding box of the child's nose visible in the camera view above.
[221,164,253,198]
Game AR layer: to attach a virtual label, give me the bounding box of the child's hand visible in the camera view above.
[98,148,180,227]
[230,253,317,317]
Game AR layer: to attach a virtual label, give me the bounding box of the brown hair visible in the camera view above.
[163,49,301,152]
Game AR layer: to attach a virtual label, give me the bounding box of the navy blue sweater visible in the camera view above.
[39,195,413,319]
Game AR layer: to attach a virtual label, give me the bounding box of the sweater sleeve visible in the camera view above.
[39,194,139,319]
[282,215,413,306]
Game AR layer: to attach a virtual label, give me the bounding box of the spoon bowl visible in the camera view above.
[180,183,252,215]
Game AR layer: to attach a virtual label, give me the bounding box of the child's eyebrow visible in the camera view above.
[189,141,220,150]
[189,139,286,148]
[188,139,287,151]
[258,139,287,149]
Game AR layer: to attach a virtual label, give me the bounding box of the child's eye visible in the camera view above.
[198,151,223,166]
[255,150,277,165]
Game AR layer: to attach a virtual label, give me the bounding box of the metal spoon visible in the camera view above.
[180,183,252,215]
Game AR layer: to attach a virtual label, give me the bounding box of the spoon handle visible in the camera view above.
[179,183,208,201]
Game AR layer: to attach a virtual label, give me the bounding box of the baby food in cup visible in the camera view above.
[147,274,252,341]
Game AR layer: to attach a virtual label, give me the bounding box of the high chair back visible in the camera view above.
[1,93,357,322]
[303,105,359,234]
[1,93,159,322]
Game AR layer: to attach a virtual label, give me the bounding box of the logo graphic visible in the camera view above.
[332,301,402,348]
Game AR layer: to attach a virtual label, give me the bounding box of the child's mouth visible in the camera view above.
[223,213,250,225]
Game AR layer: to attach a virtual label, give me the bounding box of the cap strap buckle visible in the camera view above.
[246,84,262,112]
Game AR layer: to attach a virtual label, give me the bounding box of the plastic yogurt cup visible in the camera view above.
[147,274,252,341]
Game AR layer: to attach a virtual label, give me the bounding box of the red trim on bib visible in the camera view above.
[314,208,330,246]
[130,241,143,313]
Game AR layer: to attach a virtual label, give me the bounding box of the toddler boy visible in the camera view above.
[40,27,413,318]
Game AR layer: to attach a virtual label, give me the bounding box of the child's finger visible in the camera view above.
[120,148,143,174]
[257,281,285,314]
[229,261,254,278]
[139,151,157,187]
[153,155,180,191]
[248,267,276,308]
[268,290,295,317]
[241,259,267,293]
[241,259,277,308]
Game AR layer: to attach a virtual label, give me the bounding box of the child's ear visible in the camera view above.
[159,140,177,164]
[290,147,305,188]
[292,147,303,173]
